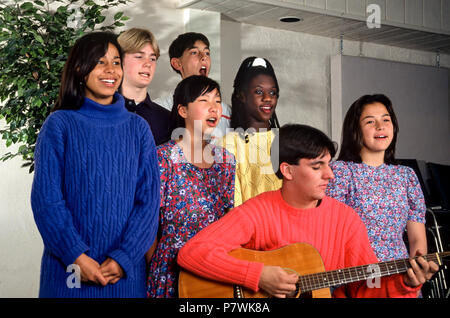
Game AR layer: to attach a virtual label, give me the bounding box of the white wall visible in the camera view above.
[336,55,449,165]
[116,0,186,99]
[1,0,449,297]
[220,19,450,137]
[223,21,335,134]
[0,133,40,297]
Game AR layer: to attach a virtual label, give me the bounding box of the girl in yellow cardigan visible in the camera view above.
[222,57,282,207]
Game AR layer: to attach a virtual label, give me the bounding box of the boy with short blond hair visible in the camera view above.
[119,28,170,145]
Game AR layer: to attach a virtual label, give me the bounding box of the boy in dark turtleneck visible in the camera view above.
[118,28,171,146]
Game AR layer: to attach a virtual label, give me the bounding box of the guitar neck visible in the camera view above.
[298,252,449,293]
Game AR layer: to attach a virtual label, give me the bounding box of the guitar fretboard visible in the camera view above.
[298,252,448,293]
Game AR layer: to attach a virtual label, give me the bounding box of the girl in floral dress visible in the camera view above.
[147,75,235,297]
[326,94,427,263]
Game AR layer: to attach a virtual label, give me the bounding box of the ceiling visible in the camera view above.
[178,0,450,54]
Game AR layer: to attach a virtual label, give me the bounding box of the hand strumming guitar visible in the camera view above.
[258,265,299,298]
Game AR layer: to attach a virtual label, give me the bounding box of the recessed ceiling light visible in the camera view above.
[279,16,302,23]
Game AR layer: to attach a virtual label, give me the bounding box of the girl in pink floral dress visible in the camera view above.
[147,76,235,297]
[326,94,427,263]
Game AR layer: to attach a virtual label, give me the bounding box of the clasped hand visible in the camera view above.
[74,253,124,286]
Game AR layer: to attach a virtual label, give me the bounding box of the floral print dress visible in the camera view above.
[147,140,235,297]
[326,161,426,261]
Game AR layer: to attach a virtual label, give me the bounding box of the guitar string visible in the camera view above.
[301,253,447,291]
[297,253,448,292]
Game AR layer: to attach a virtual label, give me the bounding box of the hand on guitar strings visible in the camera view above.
[403,252,439,287]
[258,265,299,298]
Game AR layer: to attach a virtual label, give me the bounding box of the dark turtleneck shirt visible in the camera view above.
[124,93,171,146]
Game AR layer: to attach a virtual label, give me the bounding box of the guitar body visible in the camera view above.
[178,243,332,298]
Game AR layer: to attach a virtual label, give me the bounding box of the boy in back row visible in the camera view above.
[119,29,230,143]
[154,32,231,139]
[118,28,171,146]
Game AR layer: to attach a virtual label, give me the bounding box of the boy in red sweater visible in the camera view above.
[177,124,438,297]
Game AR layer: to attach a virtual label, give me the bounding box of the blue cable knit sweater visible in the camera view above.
[31,94,160,298]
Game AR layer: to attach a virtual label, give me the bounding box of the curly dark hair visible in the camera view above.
[230,56,280,131]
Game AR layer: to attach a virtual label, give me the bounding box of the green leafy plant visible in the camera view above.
[0,0,130,172]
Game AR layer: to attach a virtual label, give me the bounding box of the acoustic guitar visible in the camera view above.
[178,242,449,298]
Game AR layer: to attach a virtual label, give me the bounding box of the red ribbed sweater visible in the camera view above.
[178,190,420,297]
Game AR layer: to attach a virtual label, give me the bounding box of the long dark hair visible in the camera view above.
[52,32,123,111]
[230,56,280,131]
[337,94,399,164]
[169,75,221,136]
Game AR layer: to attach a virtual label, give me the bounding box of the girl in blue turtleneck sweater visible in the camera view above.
[30,32,160,298]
